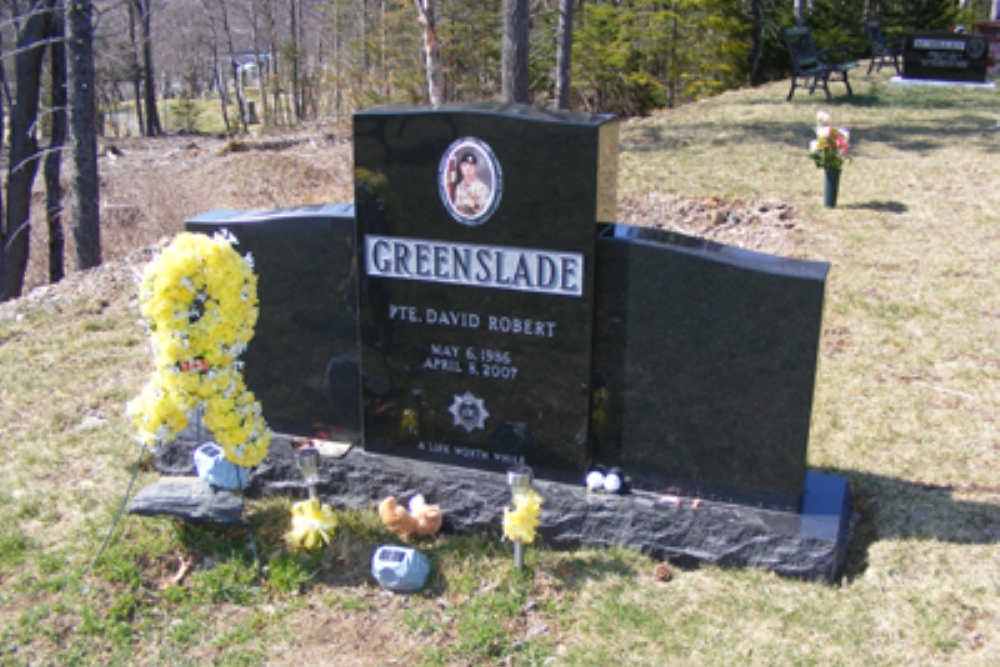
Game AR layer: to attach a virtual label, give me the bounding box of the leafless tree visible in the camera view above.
[68,0,102,271]
[46,0,68,282]
[218,0,247,132]
[553,0,573,109]
[501,0,530,103]
[1,0,53,301]
[138,0,162,134]
[414,0,443,106]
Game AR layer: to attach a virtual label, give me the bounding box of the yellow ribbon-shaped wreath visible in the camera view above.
[127,231,271,467]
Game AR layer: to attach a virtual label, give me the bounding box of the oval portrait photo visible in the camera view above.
[439,138,502,225]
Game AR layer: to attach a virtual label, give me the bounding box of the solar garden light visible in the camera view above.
[506,465,534,569]
[296,445,321,500]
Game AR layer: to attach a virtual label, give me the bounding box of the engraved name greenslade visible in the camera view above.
[366,235,583,297]
[913,38,966,50]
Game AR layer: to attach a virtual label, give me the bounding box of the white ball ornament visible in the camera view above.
[586,470,605,492]
[603,472,623,494]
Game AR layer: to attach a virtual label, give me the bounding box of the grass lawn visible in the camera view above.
[1,67,998,666]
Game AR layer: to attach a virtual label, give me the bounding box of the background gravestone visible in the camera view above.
[186,205,359,439]
[903,33,990,82]
[592,225,830,510]
[354,104,618,478]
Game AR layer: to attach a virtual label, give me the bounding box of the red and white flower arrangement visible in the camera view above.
[809,110,851,171]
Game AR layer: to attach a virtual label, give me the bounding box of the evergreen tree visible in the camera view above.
[883,0,959,32]
[808,0,867,53]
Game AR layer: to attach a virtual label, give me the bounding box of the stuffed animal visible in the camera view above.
[378,494,443,541]
[409,495,443,537]
[379,496,418,541]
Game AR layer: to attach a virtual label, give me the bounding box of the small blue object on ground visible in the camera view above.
[371,545,432,592]
[193,442,250,490]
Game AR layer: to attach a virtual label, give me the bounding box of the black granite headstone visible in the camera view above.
[185,205,360,439]
[354,104,618,478]
[592,224,830,511]
[903,32,990,82]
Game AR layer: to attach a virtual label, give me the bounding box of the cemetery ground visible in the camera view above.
[1,67,998,666]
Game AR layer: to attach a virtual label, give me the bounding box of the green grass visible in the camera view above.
[2,66,1000,665]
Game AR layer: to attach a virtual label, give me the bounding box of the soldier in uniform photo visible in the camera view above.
[453,153,491,216]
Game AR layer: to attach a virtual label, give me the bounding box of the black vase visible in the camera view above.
[824,169,841,208]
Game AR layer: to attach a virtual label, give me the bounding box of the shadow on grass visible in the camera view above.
[623,116,997,157]
[844,200,908,213]
[832,468,1000,579]
[622,86,998,159]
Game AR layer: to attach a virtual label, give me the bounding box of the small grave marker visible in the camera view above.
[903,32,990,82]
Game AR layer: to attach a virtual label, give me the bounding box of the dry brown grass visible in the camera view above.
[23,125,355,294]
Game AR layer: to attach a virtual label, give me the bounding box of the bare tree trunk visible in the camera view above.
[290,0,302,121]
[247,0,268,125]
[68,0,101,271]
[414,0,444,106]
[128,0,145,135]
[201,0,231,133]
[219,0,247,133]
[46,0,67,284]
[0,29,9,114]
[668,5,678,108]
[213,58,230,132]
[0,30,6,300]
[1,0,51,301]
[266,0,281,126]
[502,0,530,103]
[749,0,764,86]
[140,0,162,136]
[554,0,573,109]
[331,0,342,116]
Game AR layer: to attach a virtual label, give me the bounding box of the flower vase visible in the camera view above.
[824,168,841,208]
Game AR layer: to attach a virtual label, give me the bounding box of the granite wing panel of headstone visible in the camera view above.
[592,224,830,511]
[185,205,360,439]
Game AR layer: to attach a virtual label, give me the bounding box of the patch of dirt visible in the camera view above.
[617,192,808,258]
[265,588,425,667]
[8,131,808,318]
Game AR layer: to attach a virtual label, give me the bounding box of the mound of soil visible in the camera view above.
[7,132,806,315]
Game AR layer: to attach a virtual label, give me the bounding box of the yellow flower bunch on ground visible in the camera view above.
[286,499,339,550]
[127,231,271,467]
[502,489,544,544]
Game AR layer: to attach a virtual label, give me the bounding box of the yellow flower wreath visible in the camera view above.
[127,231,271,467]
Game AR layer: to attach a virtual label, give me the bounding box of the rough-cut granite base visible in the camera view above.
[128,479,245,525]
[154,435,851,582]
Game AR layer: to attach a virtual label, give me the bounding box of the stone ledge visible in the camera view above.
[127,478,245,525]
[154,436,850,582]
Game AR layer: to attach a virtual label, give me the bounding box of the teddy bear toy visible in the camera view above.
[378,494,443,541]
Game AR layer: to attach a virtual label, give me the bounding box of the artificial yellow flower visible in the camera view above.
[130,231,270,466]
[502,489,544,544]
[286,498,338,550]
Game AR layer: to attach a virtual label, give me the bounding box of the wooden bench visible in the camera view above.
[864,20,904,75]
[783,27,860,102]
